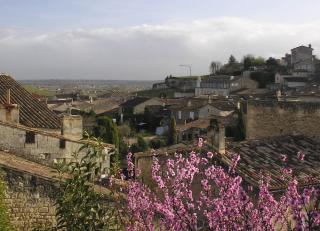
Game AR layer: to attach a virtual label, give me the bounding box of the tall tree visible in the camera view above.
[243,55,255,70]
[94,116,120,151]
[209,61,221,74]
[228,55,237,65]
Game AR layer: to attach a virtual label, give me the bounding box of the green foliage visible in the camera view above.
[0,172,14,231]
[137,136,148,151]
[149,138,167,149]
[130,136,148,153]
[167,117,178,145]
[117,123,131,138]
[209,61,221,74]
[250,71,275,88]
[54,141,125,231]
[228,55,237,64]
[242,55,265,70]
[23,85,55,98]
[218,55,242,75]
[94,116,120,160]
[119,139,129,160]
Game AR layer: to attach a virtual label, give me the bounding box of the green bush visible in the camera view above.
[149,138,167,149]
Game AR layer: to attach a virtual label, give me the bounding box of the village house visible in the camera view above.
[281,44,316,73]
[169,98,235,125]
[119,97,163,121]
[0,75,114,168]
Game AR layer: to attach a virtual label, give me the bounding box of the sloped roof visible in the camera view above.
[120,97,153,107]
[224,135,320,191]
[208,101,236,111]
[0,75,61,129]
[176,119,211,132]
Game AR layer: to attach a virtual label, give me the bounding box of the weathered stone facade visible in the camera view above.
[245,101,320,140]
[0,121,113,169]
[3,167,57,230]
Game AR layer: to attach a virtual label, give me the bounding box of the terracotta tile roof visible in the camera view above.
[224,135,320,191]
[0,75,61,129]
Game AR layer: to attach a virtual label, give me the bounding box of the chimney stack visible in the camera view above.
[61,115,83,140]
[0,89,19,124]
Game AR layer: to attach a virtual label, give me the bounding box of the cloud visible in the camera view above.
[1,17,320,80]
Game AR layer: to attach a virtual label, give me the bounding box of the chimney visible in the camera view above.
[0,89,19,124]
[210,119,225,154]
[61,115,83,140]
[309,44,312,48]
[217,123,225,154]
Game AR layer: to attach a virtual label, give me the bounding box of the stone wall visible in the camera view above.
[0,121,112,169]
[3,167,57,230]
[245,101,320,140]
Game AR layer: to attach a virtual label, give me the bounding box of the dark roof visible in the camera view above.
[208,101,236,111]
[120,97,151,107]
[0,75,61,129]
[224,135,320,191]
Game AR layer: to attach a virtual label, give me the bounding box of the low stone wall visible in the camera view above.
[3,167,58,230]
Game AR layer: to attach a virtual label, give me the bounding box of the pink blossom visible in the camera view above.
[207,151,214,159]
[297,151,305,161]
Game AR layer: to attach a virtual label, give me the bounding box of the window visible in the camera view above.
[190,111,194,120]
[178,111,182,119]
[59,139,66,149]
[25,131,35,144]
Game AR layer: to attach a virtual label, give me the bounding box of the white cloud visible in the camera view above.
[1,17,320,80]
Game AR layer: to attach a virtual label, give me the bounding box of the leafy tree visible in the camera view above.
[253,56,265,67]
[119,139,129,160]
[149,138,167,149]
[167,117,178,145]
[228,55,237,65]
[94,116,120,154]
[130,136,148,153]
[137,136,148,152]
[242,55,255,70]
[53,140,125,231]
[219,55,242,75]
[243,55,265,70]
[0,172,14,231]
[209,61,221,74]
[118,123,131,138]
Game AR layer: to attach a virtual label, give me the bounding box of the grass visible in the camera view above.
[22,85,55,98]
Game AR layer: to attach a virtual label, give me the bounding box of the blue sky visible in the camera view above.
[0,0,320,79]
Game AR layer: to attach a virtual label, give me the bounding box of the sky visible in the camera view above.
[1,0,320,80]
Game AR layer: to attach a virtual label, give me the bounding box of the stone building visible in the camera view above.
[119,97,163,116]
[281,44,315,73]
[0,75,114,168]
[169,98,235,125]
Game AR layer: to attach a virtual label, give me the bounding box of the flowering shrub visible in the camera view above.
[44,139,320,231]
[123,141,320,231]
